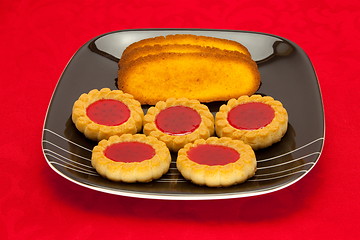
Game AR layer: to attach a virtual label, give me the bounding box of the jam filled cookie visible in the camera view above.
[91,134,171,182]
[72,88,144,141]
[143,98,214,152]
[215,95,288,150]
[176,137,256,187]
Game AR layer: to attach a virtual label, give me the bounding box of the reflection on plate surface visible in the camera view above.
[42,29,324,200]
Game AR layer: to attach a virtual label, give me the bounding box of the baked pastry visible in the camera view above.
[92,134,171,182]
[118,52,260,105]
[121,34,251,57]
[215,95,288,150]
[119,44,249,67]
[176,137,256,187]
[143,98,214,152]
[72,88,144,141]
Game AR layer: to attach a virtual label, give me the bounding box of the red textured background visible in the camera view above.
[1,0,359,239]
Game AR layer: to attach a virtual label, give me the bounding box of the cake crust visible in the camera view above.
[122,34,251,57]
[118,52,260,105]
[119,44,250,67]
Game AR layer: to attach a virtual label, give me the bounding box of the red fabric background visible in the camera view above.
[1,0,359,239]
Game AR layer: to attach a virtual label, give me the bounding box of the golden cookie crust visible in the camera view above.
[143,98,215,152]
[215,95,288,150]
[91,134,171,182]
[72,88,144,141]
[176,137,256,187]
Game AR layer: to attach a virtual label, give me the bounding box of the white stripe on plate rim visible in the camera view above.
[257,152,320,170]
[257,137,324,162]
[43,129,92,152]
[43,140,91,161]
[248,170,308,182]
[44,149,93,169]
[48,160,98,176]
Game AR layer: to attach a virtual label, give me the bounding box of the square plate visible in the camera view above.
[42,29,324,200]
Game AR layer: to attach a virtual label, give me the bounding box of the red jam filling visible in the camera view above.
[155,106,201,135]
[104,142,155,163]
[227,102,275,130]
[187,144,240,166]
[86,99,130,126]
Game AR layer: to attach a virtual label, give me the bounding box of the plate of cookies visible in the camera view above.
[42,29,324,200]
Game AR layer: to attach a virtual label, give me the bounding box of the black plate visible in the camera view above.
[42,29,325,200]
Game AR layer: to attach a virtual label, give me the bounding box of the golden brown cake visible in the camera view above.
[143,98,214,152]
[72,88,144,141]
[92,134,171,182]
[176,137,257,187]
[215,95,288,150]
[118,52,260,105]
[119,44,249,67]
[122,34,251,57]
